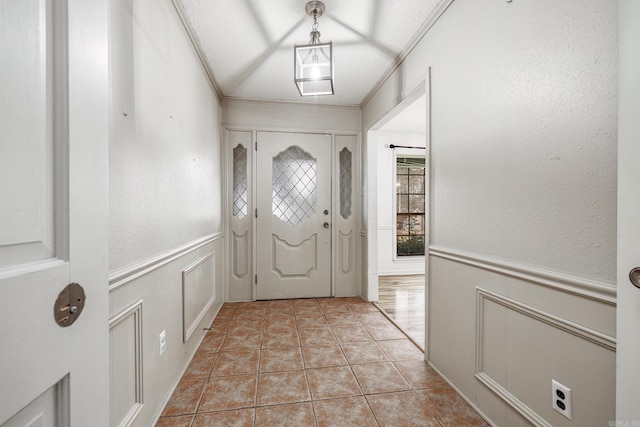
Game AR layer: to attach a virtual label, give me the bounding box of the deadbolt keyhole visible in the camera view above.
[54,283,86,327]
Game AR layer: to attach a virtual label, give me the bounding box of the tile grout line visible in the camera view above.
[343,304,382,426]
[160,299,467,426]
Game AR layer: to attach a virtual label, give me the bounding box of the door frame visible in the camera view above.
[616,0,640,419]
[364,76,430,356]
[223,125,361,302]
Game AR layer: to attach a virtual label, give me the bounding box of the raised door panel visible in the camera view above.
[0,0,56,269]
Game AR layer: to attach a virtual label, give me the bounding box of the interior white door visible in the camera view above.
[616,0,640,420]
[0,0,109,425]
[256,131,332,300]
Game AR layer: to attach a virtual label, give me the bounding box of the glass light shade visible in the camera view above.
[294,42,334,96]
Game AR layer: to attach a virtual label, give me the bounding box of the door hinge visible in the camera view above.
[255,275,258,285]
[255,208,258,218]
[255,141,258,151]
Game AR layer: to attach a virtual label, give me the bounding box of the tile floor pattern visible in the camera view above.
[156,297,488,427]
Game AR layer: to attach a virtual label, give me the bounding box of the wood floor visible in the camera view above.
[377,275,425,349]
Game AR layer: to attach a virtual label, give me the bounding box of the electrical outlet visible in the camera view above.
[159,330,167,355]
[552,379,572,420]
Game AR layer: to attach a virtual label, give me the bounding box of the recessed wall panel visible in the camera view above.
[475,288,615,427]
[182,252,216,342]
[109,301,143,427]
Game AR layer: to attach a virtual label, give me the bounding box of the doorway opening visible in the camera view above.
[365,89,427,349]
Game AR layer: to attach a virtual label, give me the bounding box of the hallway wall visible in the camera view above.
[362,0,617,426]
[108,0,224,425]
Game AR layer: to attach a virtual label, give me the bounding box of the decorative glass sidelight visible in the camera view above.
[232,144,248,219]
[272,146,317,225]
[339,148,352,219]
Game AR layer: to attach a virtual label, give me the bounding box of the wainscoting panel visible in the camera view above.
[108,234,224,427]
[475,288,615,427]
[428,254,616,427]
[182,252,216,342]
[109,301,143,427]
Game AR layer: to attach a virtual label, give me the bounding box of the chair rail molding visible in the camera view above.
[109,233,223,292]
[429,246,616,305]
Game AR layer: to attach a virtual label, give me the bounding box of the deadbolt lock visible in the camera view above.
[54,283,86,327]
[630,267,640,289]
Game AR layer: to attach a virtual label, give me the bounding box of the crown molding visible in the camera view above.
[171,0,224,101]
[359,0,455,109]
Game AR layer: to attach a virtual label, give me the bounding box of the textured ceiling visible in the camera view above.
[175,0,444,106]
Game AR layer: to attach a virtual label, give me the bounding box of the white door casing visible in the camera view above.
[616,0,640,420]
[256,131,332,300]
[0,0,109,425]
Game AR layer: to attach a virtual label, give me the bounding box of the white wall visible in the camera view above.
[223,98,361,133]
[375,132,426,275]
[363,0,617,426]
[108,0,224,425]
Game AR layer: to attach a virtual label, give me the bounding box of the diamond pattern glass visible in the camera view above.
[233,144,248,219]
[272,146,317,225]
[340,148,352,220]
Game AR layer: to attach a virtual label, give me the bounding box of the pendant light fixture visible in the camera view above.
[294,1,334,96]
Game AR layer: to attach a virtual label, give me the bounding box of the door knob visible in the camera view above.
[630,267,640,289]
[323,222,330,229]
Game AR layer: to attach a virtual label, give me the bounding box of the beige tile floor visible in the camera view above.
[156,297,487,427]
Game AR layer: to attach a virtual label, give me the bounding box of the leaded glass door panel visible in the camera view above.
[256,132,332,299]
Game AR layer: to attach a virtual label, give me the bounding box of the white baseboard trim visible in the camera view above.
[109,233,224,292]
[150,302,223,427]
[429,246,616,305]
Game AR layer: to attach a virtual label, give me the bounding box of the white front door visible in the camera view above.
[616,0,640,420]
[0,0,109,425]
[256,131,332,300]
